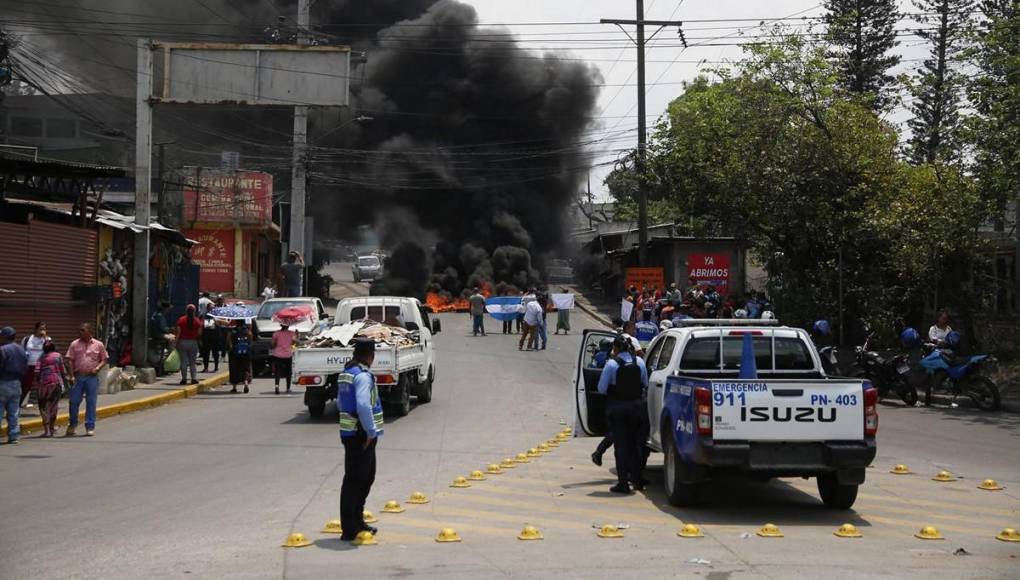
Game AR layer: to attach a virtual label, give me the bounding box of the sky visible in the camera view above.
[463,0,927,201]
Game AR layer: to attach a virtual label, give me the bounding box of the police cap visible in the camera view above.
[352,339,376,357]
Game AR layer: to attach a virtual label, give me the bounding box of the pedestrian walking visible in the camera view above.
[200,314,221,373]
[536,293,549,350]
[227,321,253,394]
[519,297,543,351]
[64,323,108,437]
[149,301,173,376]
[338,339,384,541]
[33,341,67,438]
[501,290,514,335]
[281,251,304,297]
[271,323,295,395]
[0,327,28,444]
[214,295,230,360]
[20,322,48,407]
[174,304,203,385]
[469,287,486,336]
[596,335,648,494]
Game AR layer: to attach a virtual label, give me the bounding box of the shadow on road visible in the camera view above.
[637,464,873,528]
[312,537,359,552]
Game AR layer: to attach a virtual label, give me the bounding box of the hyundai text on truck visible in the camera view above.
[292,297,440,419]
[574,320,877,509]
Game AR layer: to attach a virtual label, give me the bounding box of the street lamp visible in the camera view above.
[313,114,374,144]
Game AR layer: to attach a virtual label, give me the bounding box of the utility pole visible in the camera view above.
[587,174,593,230]
[289,0,310,266]
[601,2,684,266]
[132,39,153,371]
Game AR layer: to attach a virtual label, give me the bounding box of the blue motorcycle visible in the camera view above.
[918,341,1000,411]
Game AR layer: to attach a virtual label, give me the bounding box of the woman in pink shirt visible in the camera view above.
[34,341,68,437]
[271,324,296,395]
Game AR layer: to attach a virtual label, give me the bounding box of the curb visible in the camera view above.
[574,299,614,329]
[3,372,229,437]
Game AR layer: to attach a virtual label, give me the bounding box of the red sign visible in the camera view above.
[625,267,666,292]
[687,253,731,296]
[186,229,235,293]
[182,169,273,225]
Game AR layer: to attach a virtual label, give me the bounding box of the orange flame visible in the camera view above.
[425,282,493,313]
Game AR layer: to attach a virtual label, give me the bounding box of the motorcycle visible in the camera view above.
[918,343,1000,411]
[854,333,918,406]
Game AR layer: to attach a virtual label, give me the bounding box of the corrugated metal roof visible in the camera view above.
[4,198,197,244]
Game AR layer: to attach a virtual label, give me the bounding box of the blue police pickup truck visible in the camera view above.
[574,320,877,509]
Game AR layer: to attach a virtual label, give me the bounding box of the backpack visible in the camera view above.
[608,356,642,401]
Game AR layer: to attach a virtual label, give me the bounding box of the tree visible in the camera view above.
[969,1,1020,221]
[907,0,975,165]
[824,0,902,109]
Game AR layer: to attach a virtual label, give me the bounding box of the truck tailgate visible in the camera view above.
[710,380,864,441]
[293,347,396,374]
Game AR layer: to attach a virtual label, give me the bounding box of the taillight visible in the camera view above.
[376,374,396,385]
[863,385,878,436]
[297,375,323,386]
[728,330,763,336]
[694,386,712,436]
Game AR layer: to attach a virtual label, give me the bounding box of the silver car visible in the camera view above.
[352,255,382,282]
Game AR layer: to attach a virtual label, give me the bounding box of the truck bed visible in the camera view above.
[293,342,425,376]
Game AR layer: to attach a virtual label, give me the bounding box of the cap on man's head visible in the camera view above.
[0,326,15,339]
[352,339,375,357]
[613,335,631,352]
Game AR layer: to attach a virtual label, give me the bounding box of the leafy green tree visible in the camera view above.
[907,0,975,165]
[824,0,902,109]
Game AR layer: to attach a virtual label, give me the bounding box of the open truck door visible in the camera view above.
[574,329,617,437]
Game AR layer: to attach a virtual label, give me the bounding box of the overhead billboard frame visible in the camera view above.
[152,41,351,107]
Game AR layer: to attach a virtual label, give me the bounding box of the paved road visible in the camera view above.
[2,309,1018,579]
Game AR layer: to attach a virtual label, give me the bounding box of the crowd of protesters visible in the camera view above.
[623,277,774,328]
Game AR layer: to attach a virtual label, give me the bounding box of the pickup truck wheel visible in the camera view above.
[307,400,325,419]
[817,473,858,510]
[385,375,411,418]
[415,367,433,404]
[663,429,701,507]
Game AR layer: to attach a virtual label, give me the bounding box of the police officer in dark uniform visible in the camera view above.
[337,340,385,541]
[596,335,649,494]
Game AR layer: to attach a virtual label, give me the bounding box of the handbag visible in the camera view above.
[164,349,182,373]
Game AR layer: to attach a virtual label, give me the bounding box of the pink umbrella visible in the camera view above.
[272,304,316,326]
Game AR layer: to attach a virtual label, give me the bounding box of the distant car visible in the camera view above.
[250,297,330,376]
[353,255,383,282]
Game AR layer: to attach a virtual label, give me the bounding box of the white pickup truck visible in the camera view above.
[575,320,877,509]
[292,297,440,419]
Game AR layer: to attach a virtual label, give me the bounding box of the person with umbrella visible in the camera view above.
[227,321,253,394]
[271,323,295,395]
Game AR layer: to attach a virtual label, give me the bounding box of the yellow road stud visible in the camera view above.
[890,464,912,475]
[556,433,569,441]
[757,523,784,538]
[546,439,560,447]
[468,470,487,481]
[363,510,378,523]
[382,500,405,513]
[677,523,704,538]
[486,464,503,474]
[978,479,1004,491]
[995,528,1020,543]
[561,427,572,435]
[932,470,954,482]
[526,448,541,458]
[518,525,544,540]
[597,524,625,538]
[538,443,551,453]
[435,528,462,543]
[914,526,944,540]
[281,532,313,548]
[515,453,530,464]
[834,523,862,538]
[500,458,517,468]
[321,519,343,534]
[408,491,430,504]
[450,476,471,488]
[352,530,377,546]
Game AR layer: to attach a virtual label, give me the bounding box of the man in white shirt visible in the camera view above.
[198,292,215,316]
[519,299,544,351]
[21,322,49,407]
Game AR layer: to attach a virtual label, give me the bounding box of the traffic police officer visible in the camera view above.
[596,335,649,494]
[338,339,384,541]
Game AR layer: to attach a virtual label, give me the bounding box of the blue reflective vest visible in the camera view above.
[338,364,384,438]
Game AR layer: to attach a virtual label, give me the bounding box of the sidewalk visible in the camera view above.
[2,371,228,438]
[564,283,616,329]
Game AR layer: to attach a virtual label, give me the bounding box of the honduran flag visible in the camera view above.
[485,296,523,321]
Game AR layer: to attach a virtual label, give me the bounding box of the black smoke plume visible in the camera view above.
[5,0,602,299]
